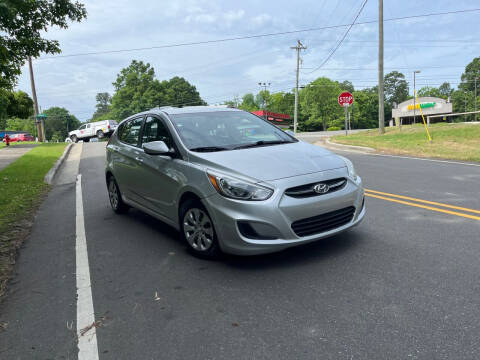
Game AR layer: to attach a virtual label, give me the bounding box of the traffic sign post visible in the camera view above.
[338,92,353,135]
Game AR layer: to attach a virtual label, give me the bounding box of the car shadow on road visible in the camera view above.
[119,207,365,270]
[222,230,364,270]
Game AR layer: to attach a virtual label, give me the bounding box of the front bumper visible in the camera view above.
[202,168,365,255]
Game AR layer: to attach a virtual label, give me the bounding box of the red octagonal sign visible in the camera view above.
[338,91,354,107]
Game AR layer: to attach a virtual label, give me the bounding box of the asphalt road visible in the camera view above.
[1,142,480,359]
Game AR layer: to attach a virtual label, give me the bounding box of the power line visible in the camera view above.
[301,65,467,70]
[37,8,480,60]
[307,0,369,74]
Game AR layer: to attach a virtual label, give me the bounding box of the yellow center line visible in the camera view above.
[365,188,480,215]
[364,193,480,221]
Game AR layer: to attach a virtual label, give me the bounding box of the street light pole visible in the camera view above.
[413,70,421,125]
[258,82,271,120]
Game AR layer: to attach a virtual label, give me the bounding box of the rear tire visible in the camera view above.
[97,130,104,139]
[179,199,221,259]
[107,176,129,214]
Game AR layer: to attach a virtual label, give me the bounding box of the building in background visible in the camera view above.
[252,110,292,128]
[391,97,452,126]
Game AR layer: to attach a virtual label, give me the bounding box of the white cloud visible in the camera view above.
[184,13,217,24]
[251,14,272,27]
[224,9,245,24]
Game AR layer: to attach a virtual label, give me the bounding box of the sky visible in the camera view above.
[15,0,480,121]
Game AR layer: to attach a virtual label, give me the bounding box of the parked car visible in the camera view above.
[69,120,118,143]
[105,106,365,258]
[3,133,35,142]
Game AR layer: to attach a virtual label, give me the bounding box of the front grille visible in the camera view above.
[291,206,355,237]
[285,178,347,198]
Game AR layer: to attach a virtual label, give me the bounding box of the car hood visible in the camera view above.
[189,141,347,182]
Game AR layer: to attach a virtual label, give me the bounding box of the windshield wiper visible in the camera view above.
[189,146,230,152]
[233,140,293,150]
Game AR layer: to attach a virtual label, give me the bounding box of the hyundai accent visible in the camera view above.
[105,106,365,257]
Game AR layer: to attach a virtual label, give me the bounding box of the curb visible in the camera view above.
[44,143,73,184]
[320,138,376,153]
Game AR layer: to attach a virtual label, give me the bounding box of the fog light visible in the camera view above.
[237,221,279,240]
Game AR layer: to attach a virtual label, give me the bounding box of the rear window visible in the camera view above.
[109,120,118,125]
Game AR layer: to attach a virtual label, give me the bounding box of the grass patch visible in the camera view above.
[331,123,480,162]
[0,143,67,297]
[0,141,39,150]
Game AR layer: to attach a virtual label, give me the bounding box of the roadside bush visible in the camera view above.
[327,126,341,131]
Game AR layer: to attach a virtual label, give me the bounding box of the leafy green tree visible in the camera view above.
[451,90,477,122]
[339,80,354,93]
[92,92,112,119]
[269,92,294,116]
[43,107,80,140]
[110,61,204,120]
[299,77,343,131]
[352,88,379,129]
[0,0,87,89]
[384,71,409,105]
[6,117,36,135]
[160,76,205,107]
[0,90,34,128]
[255,90,271,111]
[0,89,9,129]
[238,93,258,112]
[417,86,443,98]
[6,90,34,118]
[438,82,453,98]
[459,57,480,93]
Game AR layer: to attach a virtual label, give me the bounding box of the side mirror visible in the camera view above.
[143,141,172,156]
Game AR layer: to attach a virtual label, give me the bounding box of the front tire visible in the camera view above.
[71,135,78,143]
[107,176,129,214]
[179,199,221,259]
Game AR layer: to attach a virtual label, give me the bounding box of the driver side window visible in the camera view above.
[142,116,174,149]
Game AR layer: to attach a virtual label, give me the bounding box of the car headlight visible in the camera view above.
[339,156,358,181]
[207,171,273,201]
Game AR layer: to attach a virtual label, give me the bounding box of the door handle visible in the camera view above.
[135,156,144,163]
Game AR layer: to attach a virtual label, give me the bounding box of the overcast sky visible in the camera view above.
[15,0,480,121]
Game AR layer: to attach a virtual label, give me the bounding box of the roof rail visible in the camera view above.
[150,106,176,111]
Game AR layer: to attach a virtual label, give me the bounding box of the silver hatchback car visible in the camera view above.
[105,106,365,257]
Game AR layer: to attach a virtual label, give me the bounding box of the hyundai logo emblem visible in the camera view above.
[313,183,330,194]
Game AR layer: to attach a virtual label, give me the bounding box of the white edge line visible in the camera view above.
[76,174,99,359]
[365,153,480,167]
[331,147,480,167]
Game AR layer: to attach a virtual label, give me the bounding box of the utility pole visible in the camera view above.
[28,57,43,142]
[258,82,271,120]
[378,0,385,134]
[291,40,307,134]
[413,70,421,125]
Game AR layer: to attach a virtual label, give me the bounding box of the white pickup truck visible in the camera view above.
[69,120,118,143]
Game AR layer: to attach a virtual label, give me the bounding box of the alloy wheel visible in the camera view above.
[108,179,119,210]
[183,208,214,251]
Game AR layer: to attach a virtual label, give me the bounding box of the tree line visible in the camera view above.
[225,57,480,131]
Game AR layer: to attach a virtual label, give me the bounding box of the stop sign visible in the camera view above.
[338,92,354,107]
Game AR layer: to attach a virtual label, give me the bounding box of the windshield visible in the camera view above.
[170,111,295,151]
